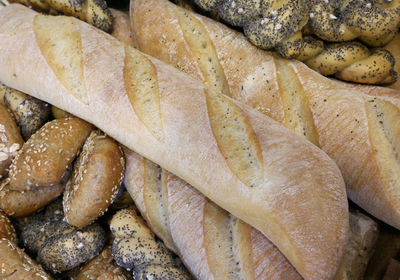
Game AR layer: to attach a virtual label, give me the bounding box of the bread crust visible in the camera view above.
[0,5,348,279]
[124,148,303,280]
[129,0,400,231]
[0,102,23,178]
[64,130,125,227]
[0,238,53,279]
[8,116,93,191]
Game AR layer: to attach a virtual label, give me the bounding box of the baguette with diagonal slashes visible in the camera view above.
[0,5,348,279]
[130,0,400,233]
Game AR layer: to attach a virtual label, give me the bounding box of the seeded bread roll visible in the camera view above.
[2,84,51,140]
[8,116,93,191]
[38,223,106,273]
[0,210,17,243]
[0,238,53,279]
[110,209,191,279]
[64,130,125,227]
[0,102,23,178]
[0,5,349,280]
[0,179,65,217]
[130,0,400,232]
[20,218,75,255]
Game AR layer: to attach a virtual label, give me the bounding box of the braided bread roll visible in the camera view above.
[0,4,348,280]
[130,0,400,230]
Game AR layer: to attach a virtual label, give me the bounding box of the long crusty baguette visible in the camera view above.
[0,5,348,279]
[124,148,381,280]
[130,0,400,230]
[123,148,302,280]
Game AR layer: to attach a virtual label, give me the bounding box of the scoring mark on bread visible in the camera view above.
[143,159,175,251]
[124,46,164,142]
[33,14,88,105]
[275,58,319,146]
[365,98,400,203]
[177,10,231,97]
[204,89,263,188]
[203,201,241,279]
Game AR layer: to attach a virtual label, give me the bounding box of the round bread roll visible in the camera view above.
[38,223,106,273]
[64,130,125,228]
[0,102,24,179]
[8,116,93,191]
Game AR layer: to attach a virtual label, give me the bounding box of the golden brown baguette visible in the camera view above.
[124,148,302,280]
[0,5,348,279]
[124,148,381,280]
[130,0,400,230]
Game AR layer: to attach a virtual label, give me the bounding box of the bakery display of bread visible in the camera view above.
[0,0,398,278]
[130,0,400,232]
[0,4,351,280]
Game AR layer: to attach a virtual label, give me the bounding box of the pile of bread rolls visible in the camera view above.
[0,0,399,279]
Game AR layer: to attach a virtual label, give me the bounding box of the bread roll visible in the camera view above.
[129,0,400,230]
[0,238,52,279]
[0,5,348,279]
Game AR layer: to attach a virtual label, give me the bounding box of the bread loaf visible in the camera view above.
[130,0,400,230]
[0,5,348,279]
[124,148,303,280]
[124,148,382,280]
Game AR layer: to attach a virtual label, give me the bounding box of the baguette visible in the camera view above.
[123,148,303,280]
[0,5,349,279]
[130,0,400,230]
[124,148,381,280]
